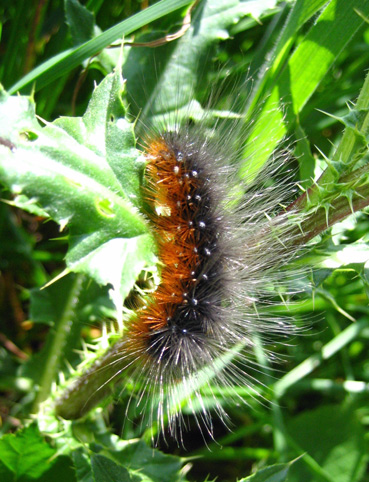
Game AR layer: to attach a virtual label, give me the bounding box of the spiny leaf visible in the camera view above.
[0,68,155,316]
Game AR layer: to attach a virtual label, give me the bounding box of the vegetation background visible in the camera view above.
[1,0,369,481]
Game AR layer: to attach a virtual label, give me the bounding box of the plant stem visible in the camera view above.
[32,273,85,413]
[292,70,369,212]
[54,337,126,419]
[297,164,369,244]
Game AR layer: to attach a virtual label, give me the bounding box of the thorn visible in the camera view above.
[41,269,70,289]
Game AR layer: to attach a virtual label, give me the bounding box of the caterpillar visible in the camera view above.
[55,70,305,444]
[123,127,302,441]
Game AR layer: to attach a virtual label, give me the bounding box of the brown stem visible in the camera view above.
[299,184,369,244]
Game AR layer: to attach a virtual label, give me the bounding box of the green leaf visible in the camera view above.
[241,0,369,178]
[286,404,366,482]
[19,275,117,412]
[0,68,155,314]
[239,460,296,481]
[91,455,140,482]
[247,0,329,111]
[68,434,185,482]
[38,455,77,482]
[9,0,194,94]
[30,276,114,326]
[98,440,184,482]
[0,424,56,481]
[30,274,82,326]
[125,0,267,123]
[65,0,95,46]
[72,449,94,482]
[299,242,369,271]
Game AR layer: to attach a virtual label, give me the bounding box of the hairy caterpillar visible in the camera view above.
[54,63,307,444]
[122,125,302,442]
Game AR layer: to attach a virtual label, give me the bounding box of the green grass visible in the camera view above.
[1,1,369,481]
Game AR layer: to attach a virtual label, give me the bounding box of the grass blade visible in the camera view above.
[9,0,194,94]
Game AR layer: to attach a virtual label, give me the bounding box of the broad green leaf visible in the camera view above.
[286,404,366,482]
[125,0,275,124]
[0,68,155,316]
[0,424,56,480]
[0,460,13,481]
[64,0,122,87]
[248,0,329,111]
[52,68,143,203]
[313,243,369,269]
[241,0,369,178]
